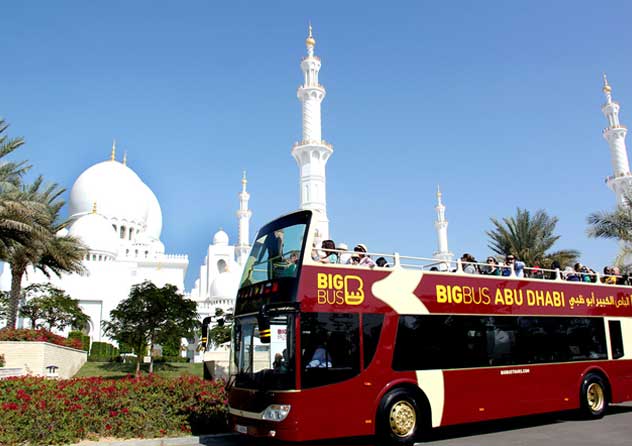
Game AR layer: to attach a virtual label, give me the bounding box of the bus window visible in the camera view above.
[609,320,624,359]
[363,314,384,369]
[240,223,307,287]
[301,313,360,388]
[393,315,608,371]
[232,313,296,390]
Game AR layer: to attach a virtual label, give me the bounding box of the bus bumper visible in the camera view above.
[230,413,300,440]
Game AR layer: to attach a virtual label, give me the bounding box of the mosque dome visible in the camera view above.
[56,228,69,237]
[140,182,162,240]
[68,160,149,225]
[210,270,238,299]
[69,212,118,255]
[213,229,229,246]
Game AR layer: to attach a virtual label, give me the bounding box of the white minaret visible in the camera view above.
[236,171,252,266]
[433,186,453,265]
[602,74,632,207]
[291,24,333,240]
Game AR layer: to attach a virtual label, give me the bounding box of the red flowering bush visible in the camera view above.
[0,375,228,445]
[0,328,82,350]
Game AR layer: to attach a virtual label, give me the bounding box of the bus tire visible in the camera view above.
[580,373,608,419]
[376,388,423,445]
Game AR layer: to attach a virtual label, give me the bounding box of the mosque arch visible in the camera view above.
[217,259,227,274]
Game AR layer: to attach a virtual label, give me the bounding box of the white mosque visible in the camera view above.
[0,144,189,342]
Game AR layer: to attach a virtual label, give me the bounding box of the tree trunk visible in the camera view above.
[7,264,26,329]
[149,335,155,374]
[135,355,141,378]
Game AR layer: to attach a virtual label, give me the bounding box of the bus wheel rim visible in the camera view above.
[587,382,604,412]
[389,400,416,437]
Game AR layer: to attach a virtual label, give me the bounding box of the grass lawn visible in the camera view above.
[74,361,204,379]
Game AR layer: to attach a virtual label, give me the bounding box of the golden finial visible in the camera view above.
[603,73,612,94]
[110,139,116,161]
[306,22,315,47]
[92,202,97,214]
[242,170,247,185]
[437,184,442,199]
[123,151,127,166]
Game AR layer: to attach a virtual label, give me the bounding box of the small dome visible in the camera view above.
[210,271,238,299]
[69,213,118,255]
[151,239,165,254]
[213,229,229,246]
[56,228,69,237]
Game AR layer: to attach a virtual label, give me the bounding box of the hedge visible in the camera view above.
[68,331,90,352]
[89,341,118,361]
[0,328,82,350]
[0,375,228,445]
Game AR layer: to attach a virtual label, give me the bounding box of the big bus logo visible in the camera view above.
[316,273,365,305]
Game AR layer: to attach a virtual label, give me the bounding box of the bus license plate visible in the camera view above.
[235,424,248,434]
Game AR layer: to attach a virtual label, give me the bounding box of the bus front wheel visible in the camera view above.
[377,389,424,445]
[580,373,608,419]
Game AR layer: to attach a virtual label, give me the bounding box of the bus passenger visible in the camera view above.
[338,242,352,264]
[602,266,617,284]
[308,346,332,368]
[502,254,525,277]
[348,244,376,267]
[277,251,300,277]
[483,257,501,275]
[564,266,580,281]
[461,253,479,274]
[320,239,338,264]
[376,257,390,267]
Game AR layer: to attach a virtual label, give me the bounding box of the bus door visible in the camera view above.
[299,312,371,435]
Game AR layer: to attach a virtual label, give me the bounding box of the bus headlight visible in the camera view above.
[262,404,291,421]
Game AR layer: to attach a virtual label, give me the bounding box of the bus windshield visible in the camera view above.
[240,221,307,287]
[231,312,296,390]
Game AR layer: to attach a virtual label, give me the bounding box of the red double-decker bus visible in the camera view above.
[228,210,632,444]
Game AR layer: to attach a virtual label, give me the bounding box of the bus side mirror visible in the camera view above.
[201,316,213,351]
[257,312,271,344]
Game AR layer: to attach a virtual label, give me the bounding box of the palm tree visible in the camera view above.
[0,119,35,259]
[4,177,87,329]
[486,208,580,267]
[587,193,632,267]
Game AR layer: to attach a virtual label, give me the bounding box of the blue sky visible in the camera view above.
[2,2,631,289]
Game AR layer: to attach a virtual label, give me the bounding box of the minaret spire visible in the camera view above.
[291,23,333,240]
[603,73,612,104]
[123,151,127,166]
[110,140,116,161]
[236,171,252,266]
[602,74,632,207]
[433,185,453,267]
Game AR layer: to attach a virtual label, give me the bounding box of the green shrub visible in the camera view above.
[0,353,4,368]
[82,335,91,352]
[68,331,90,352]
[0,375,228,445]
[154,356,189,363]
[90,341,117,360]
[88,355,114,363]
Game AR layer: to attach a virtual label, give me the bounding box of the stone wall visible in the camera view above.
[0,342,87,379]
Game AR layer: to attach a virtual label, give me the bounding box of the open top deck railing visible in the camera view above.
[311,248,629,286]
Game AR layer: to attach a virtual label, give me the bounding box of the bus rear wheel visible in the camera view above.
[377,389,423,445]
[580,373,608,419]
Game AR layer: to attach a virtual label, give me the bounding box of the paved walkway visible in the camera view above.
[70,433,245,446]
